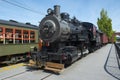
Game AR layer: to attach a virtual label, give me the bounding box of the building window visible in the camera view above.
[15,29,22,38]
[23,30,29,43]
[5,28,13,44]
[0,27,3,44]
[14,29,22,44]
[5,28,13,38]
[30,31,35,38]
[0,27,3,32]
[23,30,29,38]
[30,31,35,43]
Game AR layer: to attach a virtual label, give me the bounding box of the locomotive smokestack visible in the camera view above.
[54,5,61,19]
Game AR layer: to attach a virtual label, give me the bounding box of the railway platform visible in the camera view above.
[0,44,120,80]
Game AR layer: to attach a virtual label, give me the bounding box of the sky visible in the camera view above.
[0,0,120,32]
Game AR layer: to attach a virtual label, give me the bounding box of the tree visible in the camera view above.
[97,9,113,41]
[113,31,117,42]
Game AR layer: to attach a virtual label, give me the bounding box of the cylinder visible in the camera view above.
[54,5,61,18]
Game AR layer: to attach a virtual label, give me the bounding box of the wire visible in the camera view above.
[1,0,45,15]
[10,0,26,5]
[11,0,36,11]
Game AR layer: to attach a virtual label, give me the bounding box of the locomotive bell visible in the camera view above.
[47,8,54,15]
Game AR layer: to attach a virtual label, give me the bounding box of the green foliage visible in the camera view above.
[114,36,117,42]
[97,9,113,41]
[113,31,117,42]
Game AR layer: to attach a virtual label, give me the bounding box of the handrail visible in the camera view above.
[115,43,120,59]
[114,43,120,69]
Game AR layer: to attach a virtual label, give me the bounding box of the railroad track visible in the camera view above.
[1,70,54,80]
[1,71,27,80]
[0,63,55,80]
[1,70,53,80]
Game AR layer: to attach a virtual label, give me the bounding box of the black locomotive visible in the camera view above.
[30,5,105,67]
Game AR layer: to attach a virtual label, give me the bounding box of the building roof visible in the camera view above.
[0,19,38,29]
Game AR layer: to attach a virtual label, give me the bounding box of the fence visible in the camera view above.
[115,43,120,59]
[114,43,120,69]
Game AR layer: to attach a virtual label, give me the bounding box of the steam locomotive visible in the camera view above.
[30,5,108,68]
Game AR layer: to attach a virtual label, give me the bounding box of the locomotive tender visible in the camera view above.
[30,5,108,69]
